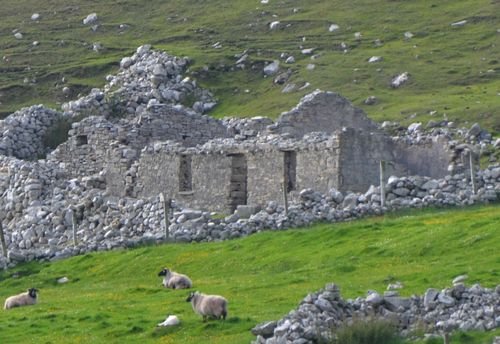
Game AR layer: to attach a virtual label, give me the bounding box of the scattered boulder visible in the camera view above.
[328,24,340,32]
[368,56,382,63]
[364,96,378,105]
[83,13,98,25]
[269,21,280,30]
[391,72,410,88]
[451,20,467,27]
[263,61,280,76]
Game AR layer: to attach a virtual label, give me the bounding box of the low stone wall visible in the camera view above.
[251,282,500,343]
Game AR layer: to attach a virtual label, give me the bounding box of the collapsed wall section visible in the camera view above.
[48,104,230,178]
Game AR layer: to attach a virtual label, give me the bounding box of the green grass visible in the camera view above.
[0,205,499,343]
[0,0,498,133]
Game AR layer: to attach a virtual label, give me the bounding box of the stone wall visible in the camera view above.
[132,145,234,213]
[296,143,340,194]
[125,135,344,213]
[247,150,285,207]
[394,136,453,178]
[48,116,119,177]
[0,105,63,160]
[337,129,403,192]
[268,90,379,138]
[48,104,229,178]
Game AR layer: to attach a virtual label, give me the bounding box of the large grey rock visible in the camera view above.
[424,288,439,308]
[452,274,468,285]
[236,205,261,219]
[252,321,278,337]
[391,72,409,88]
[8,251,26,263]
[468,123,481,137]
[83,13,98,25]
[264,61,280,76]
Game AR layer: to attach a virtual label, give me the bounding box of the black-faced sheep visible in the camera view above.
[158,268,192,289]
[4,288,38,310]
[186,291,227,322]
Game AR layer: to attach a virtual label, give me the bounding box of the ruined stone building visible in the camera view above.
[48,91,455,213]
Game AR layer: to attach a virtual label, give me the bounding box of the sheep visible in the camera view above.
[4,288,38,310]
[186,291,227,322]
[158,268,192,289]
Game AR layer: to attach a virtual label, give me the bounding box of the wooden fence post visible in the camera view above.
[0,219,8,258]
[380,160,386,207]
[469,151,476,195]
[160,193,171,240]
[443,332,450,344]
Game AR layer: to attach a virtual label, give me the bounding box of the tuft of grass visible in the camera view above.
[329,318,402,344]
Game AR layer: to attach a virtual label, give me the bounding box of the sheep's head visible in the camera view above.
[28,288,39,298]
[186,291,197,302]
[158,268,170,277]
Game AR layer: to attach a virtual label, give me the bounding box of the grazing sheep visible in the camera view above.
[158,268,192,289]
[4,288,38,310]
[186,291,227,322]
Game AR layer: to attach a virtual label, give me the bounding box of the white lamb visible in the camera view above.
[186,291,228,322]
[158,268,192,289]
[4,288,38,310]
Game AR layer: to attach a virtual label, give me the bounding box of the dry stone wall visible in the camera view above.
[268,90,379,138]
[338,128,404,192]
[0,105,63,160]
[252,282,500,343]
[394,136,454,178]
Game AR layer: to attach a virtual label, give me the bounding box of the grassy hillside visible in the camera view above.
[0,205,499,343]
[0,0,498,133]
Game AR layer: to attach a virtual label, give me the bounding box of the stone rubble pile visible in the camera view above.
[222,117,274,140]
[0,105,63,159]
[166,165,499,243]
[0,154,181,269]
[62,45,216,119]
[251,282,500,343]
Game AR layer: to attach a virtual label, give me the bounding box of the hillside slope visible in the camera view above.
[0,0,498,132]
[0,205,499,343]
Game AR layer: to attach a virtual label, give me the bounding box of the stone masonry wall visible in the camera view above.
[126,135,343,213]
[337,128,403,192]
[48,104,229,178]
[247,150,285,207]
[133,145,233,213]
[296,145,340,194]
[268,90,379,138]
[394,137,454,178]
